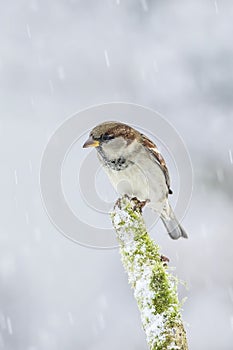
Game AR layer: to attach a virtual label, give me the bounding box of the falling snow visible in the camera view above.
[229,149,233,164]
[6,317,13,335]
[14,170,18,185]
[214,0,219,14]
[140,0,149,12]
[104,50,110,68]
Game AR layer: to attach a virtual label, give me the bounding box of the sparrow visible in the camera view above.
[83,121,188,239]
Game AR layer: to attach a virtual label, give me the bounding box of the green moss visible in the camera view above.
[118,220,125,226]
[150,264,178,314]
[111,196,188,350]
[125,203,141,220]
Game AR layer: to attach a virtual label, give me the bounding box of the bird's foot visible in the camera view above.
[131,197,150,213]
[160,254,170,266]
[114,195,150,212]
[114,194,130,209]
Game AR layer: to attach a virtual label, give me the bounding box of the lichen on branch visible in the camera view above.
[111,195,188,350]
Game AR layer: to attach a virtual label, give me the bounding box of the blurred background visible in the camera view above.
[1,0,233,349]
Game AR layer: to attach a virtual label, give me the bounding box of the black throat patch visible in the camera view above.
[106,156,129,171]
[98,147,131,171]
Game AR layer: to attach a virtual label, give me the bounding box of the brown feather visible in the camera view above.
[90,121,173,194]
[91,121,137,144]
[140,134,172,194]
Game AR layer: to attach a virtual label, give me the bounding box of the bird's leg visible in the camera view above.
[131,197,150,213]
[114,195,150,212]
[160,254,170,266]
[114,194,130,210]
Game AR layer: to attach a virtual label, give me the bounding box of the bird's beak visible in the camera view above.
[82,136,100,148]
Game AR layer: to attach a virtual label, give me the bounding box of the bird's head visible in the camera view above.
[83,121,140,159]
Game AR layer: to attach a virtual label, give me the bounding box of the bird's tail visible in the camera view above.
[161,203,188,240]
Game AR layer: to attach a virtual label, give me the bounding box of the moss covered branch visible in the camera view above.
[111,195,188,350]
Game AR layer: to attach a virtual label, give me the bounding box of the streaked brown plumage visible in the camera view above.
[83,121,187,239]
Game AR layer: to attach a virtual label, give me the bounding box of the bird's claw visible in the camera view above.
[131,197,150,213]
[114,195,150,212]
[160,255,170,266]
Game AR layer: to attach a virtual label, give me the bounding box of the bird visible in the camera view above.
[83,121,188,239]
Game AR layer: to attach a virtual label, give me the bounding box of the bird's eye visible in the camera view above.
[101,133,114,141]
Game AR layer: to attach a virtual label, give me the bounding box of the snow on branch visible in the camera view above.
[111,195,188,350]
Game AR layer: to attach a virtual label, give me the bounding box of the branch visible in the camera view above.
[110,195,188,350]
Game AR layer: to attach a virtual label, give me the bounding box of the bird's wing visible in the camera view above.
[140,134,172,194]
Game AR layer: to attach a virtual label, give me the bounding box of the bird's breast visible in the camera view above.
[103,156,132,171]
[97,143,168,212]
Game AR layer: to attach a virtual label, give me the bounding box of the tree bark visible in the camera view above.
[111,195,188,350]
